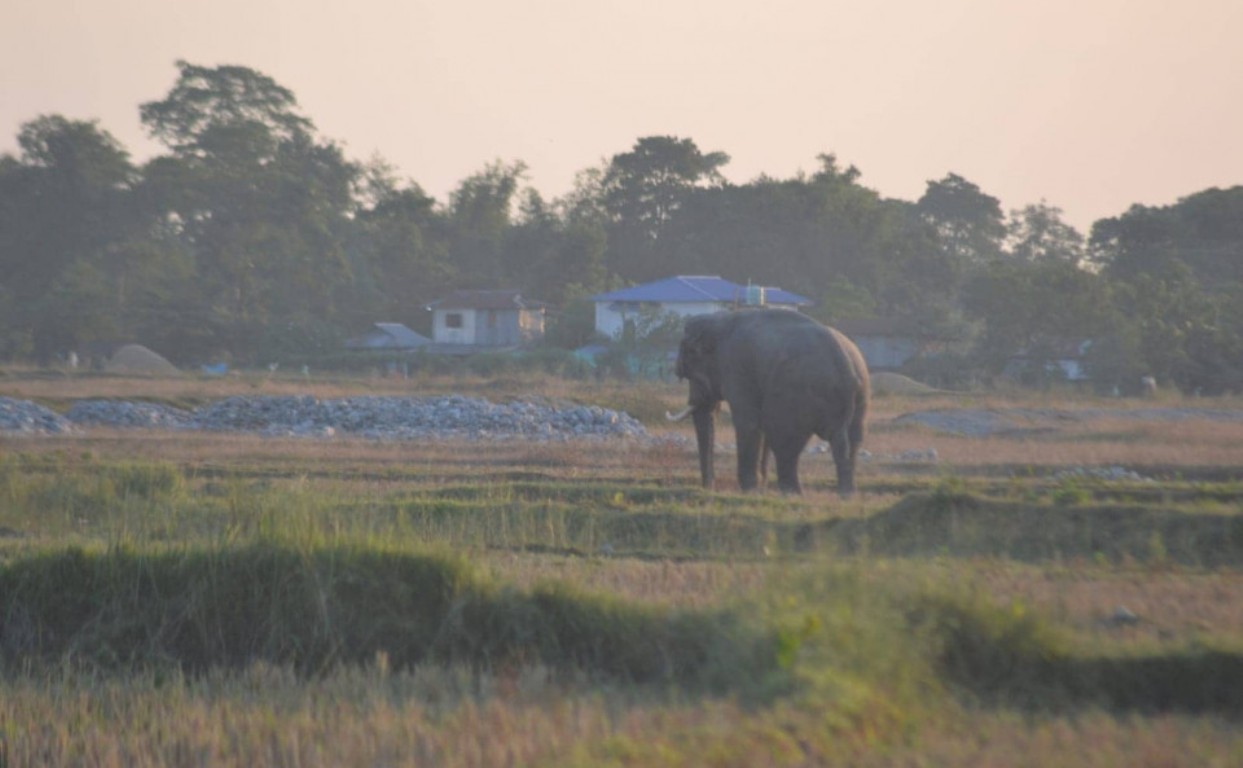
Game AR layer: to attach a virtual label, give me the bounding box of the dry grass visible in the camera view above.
[2,370,1243,766]
[869,417,1243,469]
[855,710,1243,768]
[6,672,1239,768]
[961,561,1243,646]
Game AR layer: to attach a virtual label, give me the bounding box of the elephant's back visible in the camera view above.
[823,325,870,391]
[733,311,868,392]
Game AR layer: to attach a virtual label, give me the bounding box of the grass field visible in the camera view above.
[1,369,1241,766]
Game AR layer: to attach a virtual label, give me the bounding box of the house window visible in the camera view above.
[487,310,497,328]
[446,313,463,329]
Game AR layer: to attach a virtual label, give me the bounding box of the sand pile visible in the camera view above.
[104,344,180,375]
[871,371,940,395]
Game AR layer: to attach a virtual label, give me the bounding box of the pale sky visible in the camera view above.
[4,0,1241,232]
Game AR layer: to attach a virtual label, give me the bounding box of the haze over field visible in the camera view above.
[4,0,1241,231]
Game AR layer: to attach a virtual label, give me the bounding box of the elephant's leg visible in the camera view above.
[734,415,763,491]
[692,408,718,489]
[828,427,855,497]
[772,433,812,494]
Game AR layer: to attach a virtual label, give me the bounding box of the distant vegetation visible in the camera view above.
[2,61,1243,393]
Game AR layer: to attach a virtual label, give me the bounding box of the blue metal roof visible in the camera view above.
[590,276,810,306]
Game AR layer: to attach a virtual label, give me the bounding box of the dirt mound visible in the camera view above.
[871,372,940,395]
[104,344,180,375]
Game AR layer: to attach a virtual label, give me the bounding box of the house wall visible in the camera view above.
[431,309,477,345]
[433,309,544,346]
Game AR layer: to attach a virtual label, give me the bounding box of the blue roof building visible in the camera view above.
[589,276,811,339]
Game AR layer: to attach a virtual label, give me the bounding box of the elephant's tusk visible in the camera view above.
[666,405,693,422]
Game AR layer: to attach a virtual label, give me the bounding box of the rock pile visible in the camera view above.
[893,409,1020,437]
[857,447,939,463]
[66,400,192,429]
[1052,466,1151,483]
[0,397,75,435]
[189,394,647,440]
[3,394,647,442]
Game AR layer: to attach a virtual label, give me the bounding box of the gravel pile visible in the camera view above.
[190,394,647,440]
[35,394,646,442]
[0,397,75,435]
[893,409,1018,437]
[1052,466,1151,483]
[65,400,193,429]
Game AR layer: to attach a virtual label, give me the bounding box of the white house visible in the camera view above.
[589,276,811,340]
[425,290,546,347]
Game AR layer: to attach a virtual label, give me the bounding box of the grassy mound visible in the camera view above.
[825,488,1243,567]
[0,544,772,692]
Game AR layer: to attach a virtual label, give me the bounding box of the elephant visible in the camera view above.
[668,309,869,496]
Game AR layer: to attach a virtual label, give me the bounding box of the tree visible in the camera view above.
[602,136,729,233]
[1092,186,1243,286]
[445,160,526,284]
[0,116,136,295]
[138,62,359,360]
[649,153,908,312]
[506,190,608,307]
[1087,188,1243,393]
[347,161,451,331]
[808,278,877,325]
[963,259,1111,377]
[139,60,313,156]
[868,202,973,337]
[542,283,600,350]
[600,136,729,279]
[917,173,1006,263]
[0,116,140,357]
[1088,265,1241,394]
[1006,200,1085,266]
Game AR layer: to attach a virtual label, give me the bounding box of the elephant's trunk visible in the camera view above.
[692,407,716,489]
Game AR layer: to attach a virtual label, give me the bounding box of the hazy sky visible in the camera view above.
[4,0,1241,232]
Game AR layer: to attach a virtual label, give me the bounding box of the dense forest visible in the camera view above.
[2,62,1242,394]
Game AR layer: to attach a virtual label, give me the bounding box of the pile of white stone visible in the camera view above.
[0,397,75,435]
[1052,466,1152,483]
[66,400,192,429]
[1,395,647,442]
[189,395,647,440]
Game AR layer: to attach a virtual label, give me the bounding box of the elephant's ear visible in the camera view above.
[682,318,718,356]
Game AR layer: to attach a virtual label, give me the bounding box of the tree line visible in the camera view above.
[2,62,1241,393]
